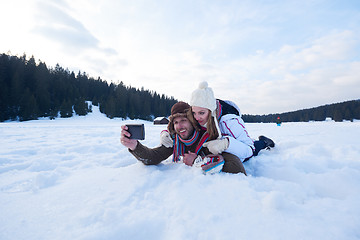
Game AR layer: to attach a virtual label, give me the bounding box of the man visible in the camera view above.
[120,101,247,175]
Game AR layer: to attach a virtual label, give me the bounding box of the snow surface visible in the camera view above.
[1,106,360,240]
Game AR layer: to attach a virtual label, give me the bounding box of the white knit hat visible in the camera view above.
[190,81,217,113]
[190,81,222,139]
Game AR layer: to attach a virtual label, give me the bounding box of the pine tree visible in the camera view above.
[60,100,73,118]
[333,109,343,122]
[74,98,88,116]
[104,97,116,119]
[343,105,352,121]
[19,89,38,121]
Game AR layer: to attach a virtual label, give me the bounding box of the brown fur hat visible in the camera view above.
[167,101,191,135]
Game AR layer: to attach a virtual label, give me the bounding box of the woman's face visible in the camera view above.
[192,106,210,126]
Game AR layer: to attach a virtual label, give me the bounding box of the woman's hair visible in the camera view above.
[187,108,219,140]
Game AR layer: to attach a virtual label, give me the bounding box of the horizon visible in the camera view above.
[3,51,360,117]
[1,0,360,114]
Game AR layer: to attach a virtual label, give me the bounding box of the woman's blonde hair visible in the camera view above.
[187,108,219,141]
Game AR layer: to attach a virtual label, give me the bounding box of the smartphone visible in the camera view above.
[126,124,145,140]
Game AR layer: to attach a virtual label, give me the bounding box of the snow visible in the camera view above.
[1,106,360,240]
[154,116,168,121]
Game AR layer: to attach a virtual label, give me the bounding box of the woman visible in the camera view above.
[188,81,274,162]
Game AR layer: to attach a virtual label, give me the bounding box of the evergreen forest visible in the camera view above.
[243,99,360,123]
[1,53,359,123]
[0,53,177,122]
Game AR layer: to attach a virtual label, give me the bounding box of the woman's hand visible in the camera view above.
[203,138,229,154]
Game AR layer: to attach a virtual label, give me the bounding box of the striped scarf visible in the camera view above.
[172,130,210,162]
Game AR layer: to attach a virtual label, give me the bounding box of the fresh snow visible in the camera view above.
[1,105,360,240]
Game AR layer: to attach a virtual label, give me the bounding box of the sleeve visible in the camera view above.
[226,137,254,159]
[219,116,254,159]
[129,142,174,165]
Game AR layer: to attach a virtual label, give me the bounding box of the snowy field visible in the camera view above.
[1,106,360,240]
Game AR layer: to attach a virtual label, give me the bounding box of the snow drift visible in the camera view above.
[1,106,360,240]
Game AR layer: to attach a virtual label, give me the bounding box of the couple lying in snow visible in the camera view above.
[120,82,275,175]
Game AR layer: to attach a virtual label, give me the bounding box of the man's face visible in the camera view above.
[173,116,194,139]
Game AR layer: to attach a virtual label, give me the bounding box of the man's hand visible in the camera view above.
[160,130,173,148]
[203,138,229,154]
[120,125,138,150]
[183,151,197,166]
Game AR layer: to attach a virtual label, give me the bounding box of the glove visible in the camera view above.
[160,130,173,148]
[203,138,229,154]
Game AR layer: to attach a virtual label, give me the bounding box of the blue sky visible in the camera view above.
[1,0,359,114]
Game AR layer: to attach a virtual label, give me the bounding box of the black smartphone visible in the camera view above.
[126,124,145,140]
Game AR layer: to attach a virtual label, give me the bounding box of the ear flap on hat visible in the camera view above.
[167,120,175,135]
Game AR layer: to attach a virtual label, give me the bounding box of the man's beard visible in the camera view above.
[177,128,193,140]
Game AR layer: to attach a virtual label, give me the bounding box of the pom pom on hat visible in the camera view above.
[198,81,208,89]
[190,81,217,113]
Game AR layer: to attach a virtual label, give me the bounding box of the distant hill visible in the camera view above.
[243,99,360,123]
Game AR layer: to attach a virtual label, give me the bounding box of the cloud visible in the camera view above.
[32,0,119,56]
[33,1,98,50]
[187,30,360,114]
[26,0,126,81]
[3,0,358,115]
[289,31,357,71]
[121,27,359,115]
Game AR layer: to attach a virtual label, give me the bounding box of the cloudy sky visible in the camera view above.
[1,0,359,114]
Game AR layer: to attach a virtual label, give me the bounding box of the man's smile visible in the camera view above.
[179,129,187,136]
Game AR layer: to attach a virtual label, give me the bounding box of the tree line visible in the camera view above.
[243,99,360,123]
[0,53,177,122]
[1,53,358,123]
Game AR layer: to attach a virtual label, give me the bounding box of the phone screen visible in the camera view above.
[126,124,145,140]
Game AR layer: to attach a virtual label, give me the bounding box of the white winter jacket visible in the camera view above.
[217,100,254,161]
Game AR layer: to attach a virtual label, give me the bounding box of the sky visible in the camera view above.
[1,0,360,114]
